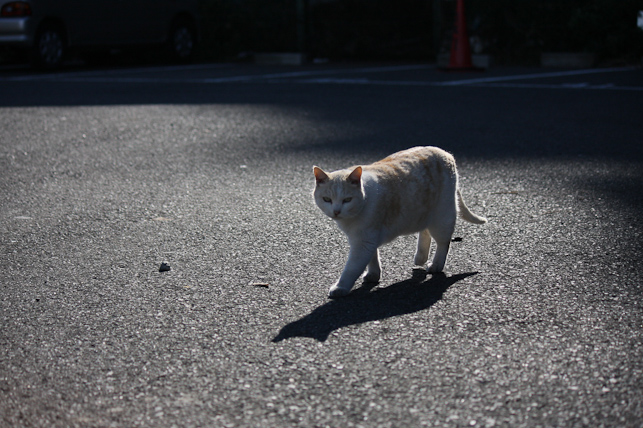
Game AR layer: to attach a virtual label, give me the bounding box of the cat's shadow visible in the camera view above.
[272,270,477,342]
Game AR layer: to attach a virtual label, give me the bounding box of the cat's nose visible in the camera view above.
[333,209,341,216]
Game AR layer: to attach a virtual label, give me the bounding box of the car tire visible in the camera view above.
[167,19,196,62]
[32,25,65,69]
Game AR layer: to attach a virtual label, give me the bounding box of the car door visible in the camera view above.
[111,0,167,44]
[56,0,116,46]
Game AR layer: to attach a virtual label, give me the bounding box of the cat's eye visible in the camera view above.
[323,197,332,203]
[343,198,352,203]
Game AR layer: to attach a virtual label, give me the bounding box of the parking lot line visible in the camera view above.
[2,63,234,82]
[2,63,433,83]
[2,63,640,91]
[435,66,638,86]
[471,82,643,91]
[295,77,643,91]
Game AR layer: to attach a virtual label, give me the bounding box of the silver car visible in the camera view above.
[0,0,200,68]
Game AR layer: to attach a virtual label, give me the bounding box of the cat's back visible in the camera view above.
[364,146,456,182]
[356,146,458,234]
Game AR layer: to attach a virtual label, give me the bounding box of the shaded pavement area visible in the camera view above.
[1,62,642,427]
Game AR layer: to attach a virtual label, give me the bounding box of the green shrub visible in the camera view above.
[196,0,643,64]
[467,0,643,64]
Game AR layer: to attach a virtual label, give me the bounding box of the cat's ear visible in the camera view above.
[313,166,329,185]
[347,166,362,185]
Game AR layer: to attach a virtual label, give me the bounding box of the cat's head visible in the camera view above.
[313,166,365,220]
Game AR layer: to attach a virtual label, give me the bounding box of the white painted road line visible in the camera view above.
[3,63,234,81]
[2,63,640,91]
[434,66,638,86]
[1,63,434,82]
[29,76,643,92]
[295,76,643,91]
[471,82,643,91]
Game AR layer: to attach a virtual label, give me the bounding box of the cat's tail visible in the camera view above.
[457,189,487,224]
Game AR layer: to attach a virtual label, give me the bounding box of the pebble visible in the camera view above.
[250,282,269,289]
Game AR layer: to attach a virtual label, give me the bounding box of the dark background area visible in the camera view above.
[1,0,642,66]
[198,0,643,65]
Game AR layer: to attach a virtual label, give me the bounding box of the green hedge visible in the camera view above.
[197,0,432,61]
[307,0,433,60]
[197,0,643,64]
[198,0,298,60]
[466,0,643,64]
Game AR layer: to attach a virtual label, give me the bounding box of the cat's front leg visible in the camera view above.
[328,242,378,298]
[363,249,381,283]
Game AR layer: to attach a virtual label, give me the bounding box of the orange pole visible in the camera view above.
[447,0,474,69]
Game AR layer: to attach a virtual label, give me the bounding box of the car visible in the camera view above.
[0,0,200,68]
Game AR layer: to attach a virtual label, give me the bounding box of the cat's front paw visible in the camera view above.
[414,251,429,266]
[328,284,351,298]
[426,263,444,274]
[363,271,380,283]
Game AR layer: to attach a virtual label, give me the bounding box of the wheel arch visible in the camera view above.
[168,11,199,42]
[33,17,68,48]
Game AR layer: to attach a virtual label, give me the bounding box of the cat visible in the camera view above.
[313,146,487,298]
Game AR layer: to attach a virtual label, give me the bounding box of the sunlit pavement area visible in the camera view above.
[1,62,642,427]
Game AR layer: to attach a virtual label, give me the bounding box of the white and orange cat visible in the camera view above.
[313,146,486,298]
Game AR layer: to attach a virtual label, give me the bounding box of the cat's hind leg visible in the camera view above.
[426,221,455,273]
[427,239,451,273]
[364,249,381,283]
[414,229,432,266]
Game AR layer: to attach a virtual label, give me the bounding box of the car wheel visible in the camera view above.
[33,26,65,69]
[168,20,196,62]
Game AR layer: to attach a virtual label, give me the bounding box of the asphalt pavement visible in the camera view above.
[1,61,642,427]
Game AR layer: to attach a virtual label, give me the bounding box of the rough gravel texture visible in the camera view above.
[1,63,642,427]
